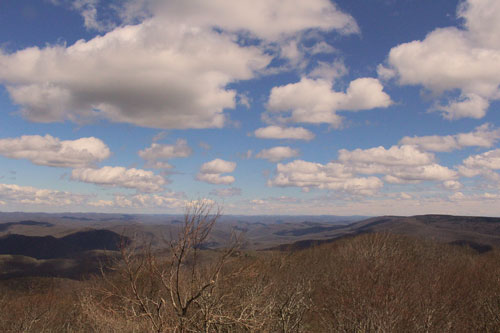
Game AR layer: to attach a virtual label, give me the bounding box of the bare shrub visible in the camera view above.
[3,224,500,332]
[305,233,500,332]
[82,200,249,332]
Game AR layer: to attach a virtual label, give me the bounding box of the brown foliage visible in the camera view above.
[2,216,500,332]
[303,233,500,332]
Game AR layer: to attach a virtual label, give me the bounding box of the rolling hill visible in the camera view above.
[270,214,500,251]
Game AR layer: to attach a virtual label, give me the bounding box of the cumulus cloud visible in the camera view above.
[87,191,187,209]
[0,134,110,168]
[0,183,88,206]
[145,0,358,41]
[269,160,383,195]
[196,159,236,185]
[449,192,466,201]
[210,187,242,197]
[255,146,299,162]
[443,180,463,190]
[449,192,500,203]
[458,149,500,182]
[435,93,489,120]
[380,0,500,120]
[308,61,347,82]
[338,145,434,166]
[0,0,358,130]
[139,139,192,169]
[401,135,461,153]
[0,22,270,129]
[463,149,500,170]
[87,199,115,207]
[481,193,500,200]
[71,166,166,192]
[199,159,236,174]
[268,144,458,193]
[113,193,186,208]
[338,145,457,184]
[254,126,315,141]
[306,41,336,55]
[73,0,115,32]
[266,77,392,128]
[400,123,500,152]
[196,174,235,185]
[382,164,458,184]
[49,0,116,32]
[105,0,358,45]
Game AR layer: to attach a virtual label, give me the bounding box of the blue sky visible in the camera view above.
[1,0,500,216]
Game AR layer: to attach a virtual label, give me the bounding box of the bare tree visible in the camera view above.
[84,200,241,332]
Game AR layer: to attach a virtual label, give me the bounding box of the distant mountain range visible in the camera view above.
[270,215,500,252]
[0,229,127,259]
[1,213,500,279]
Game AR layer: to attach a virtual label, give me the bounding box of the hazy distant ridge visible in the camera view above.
[0,229,126,259]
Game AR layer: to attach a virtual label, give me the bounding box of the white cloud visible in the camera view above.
[381,0,500,120]
[210,187,242,197]
[87,191,188,209]
[399,192,412,200]
[268,144,458,192]
[230,191,500,216]
[400,123,500,152]
[449,192,466,201]
[71,166,166,192]
[254,126,315,141]
[0,134,110,168]
[383,164,458,184]
[255,146,299,162]
[196,174,235,185]
[338,145,457,184]
[308,60,348,82]
[114,1,357,72]
[481,192,500,200]
[196,158,236,185]
[199,159,236,174]
[237,93,251,109]
[151,131,167,142]
[456,124,500,147]
[463,149,500,170]
[400,135,458,153]
[459,149,500,180]
[0,20,270,129]
[268,160,383,195]
[0,183,88,206]
[435,93,489,120]
[267,77,392,128]
[449,191,500,203]
[0,0,358,130]
[458,0,500,48]
[112,193,186,208]
[139,139,192,169]
[443,180,463,190]
[87,199,115,207]
[118,0,359,41]
[143,161,174,169]
[306,41,336,55]
[338,145,434,166]
[50,0,116,32]
[72,0,115,32]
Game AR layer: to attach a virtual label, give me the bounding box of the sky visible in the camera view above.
[1,0,500,216]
